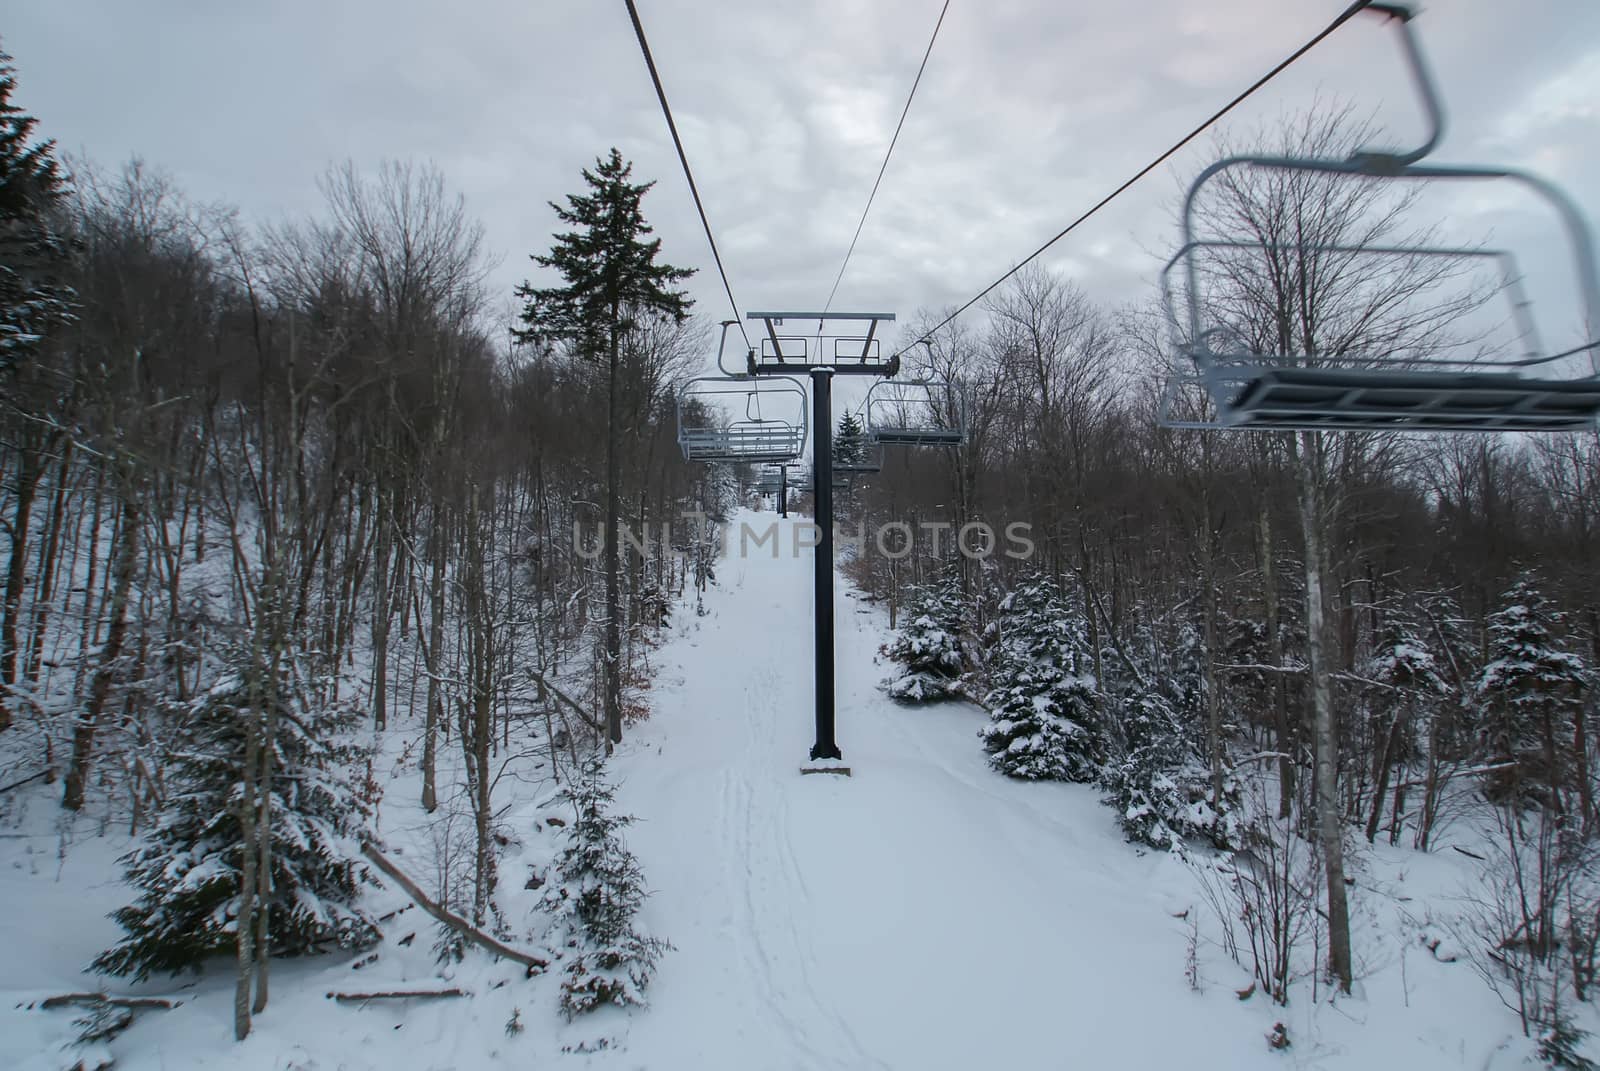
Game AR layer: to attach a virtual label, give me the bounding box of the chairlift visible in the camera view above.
[676,376,808,464]
[865,375,966,446]
[1159,2,1600,433]
[754,463,784,491]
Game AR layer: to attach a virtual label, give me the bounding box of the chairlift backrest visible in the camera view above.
[1159,3,1600,433]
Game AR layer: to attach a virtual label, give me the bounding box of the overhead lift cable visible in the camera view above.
[821,0,953,317]
[623,0,752,350]
[894,0,1380,358]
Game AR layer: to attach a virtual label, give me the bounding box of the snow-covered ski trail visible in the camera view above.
[606,512,1273,1070]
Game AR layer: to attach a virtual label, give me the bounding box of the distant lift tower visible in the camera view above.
[746,312,900,765]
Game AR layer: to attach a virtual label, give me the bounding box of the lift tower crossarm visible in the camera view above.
[746,312,897,321]
[746,313,900,377]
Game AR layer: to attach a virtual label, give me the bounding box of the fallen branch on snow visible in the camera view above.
[359,841,547,973]
[39,993,178,1011]
[328,988,467,1003]
[0,768,51,795]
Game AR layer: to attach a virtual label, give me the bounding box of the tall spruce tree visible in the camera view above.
[516,149,694,748]
[0,46,73,376]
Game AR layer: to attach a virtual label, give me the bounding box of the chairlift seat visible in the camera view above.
[677,374,809,464]
[679,421,805,463]
[1206,364,1600,432]
[864,375,967,447]
[870,426,965,446]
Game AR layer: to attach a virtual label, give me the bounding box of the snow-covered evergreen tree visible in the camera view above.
[94,656,380,980]
[0,49,74,373]
[833,411,867,469]
[542,755,670,1018]
[1477,577,1587,807]
[1103,623,1239,851]
[1360,611,1449,841]
[979,577,1105,782]
[884,578,966,703]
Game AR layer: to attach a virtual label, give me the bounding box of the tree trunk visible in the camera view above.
[421,507,446,813]
[63,488,140,812]
[1201,492,1224,807]
[1294,430,1352,993]
[1259,498,1295,817]
[1366,703,1406,843]
[252,610,280,1016]
[1,436,43,725]
[25,442,75,687]
[604,309,623,748]
[234,685,260,1042]
[1573,673,1594,831]
[371,488,392,731]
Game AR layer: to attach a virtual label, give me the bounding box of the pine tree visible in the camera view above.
[541,755,670,1018]
[0,46,74,374]
[833,411,866,468]
[884,579,966,703]
[978,577,1105,781]
[1477,576,1587,808]
[516,149,694,750]
[94,657,379,980]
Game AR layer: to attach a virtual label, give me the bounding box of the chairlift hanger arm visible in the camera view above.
[714,319,750,378]
[1351,2,1444,169]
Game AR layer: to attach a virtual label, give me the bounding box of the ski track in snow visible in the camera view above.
[599,513,1564,1071]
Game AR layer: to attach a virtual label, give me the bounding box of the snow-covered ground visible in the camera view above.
[1,510,1583,1069]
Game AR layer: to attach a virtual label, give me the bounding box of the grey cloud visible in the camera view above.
[8,0,1597,361]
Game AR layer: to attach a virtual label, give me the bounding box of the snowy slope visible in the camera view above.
[0,509,1574,1069]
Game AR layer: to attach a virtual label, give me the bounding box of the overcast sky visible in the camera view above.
[8,0,1599,364]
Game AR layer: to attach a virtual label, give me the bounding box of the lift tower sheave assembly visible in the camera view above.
[746,312,900,769]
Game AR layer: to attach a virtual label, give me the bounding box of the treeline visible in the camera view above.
[0,49,736,1034]
[0,151,725,809]
[863,108,1600,1046]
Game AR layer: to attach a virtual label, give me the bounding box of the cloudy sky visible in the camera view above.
[9,0,1600,364]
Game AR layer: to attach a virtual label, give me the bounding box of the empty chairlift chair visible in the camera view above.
[677,377,809,464]
[1158,3,1600,434]
[865,376,966,446]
